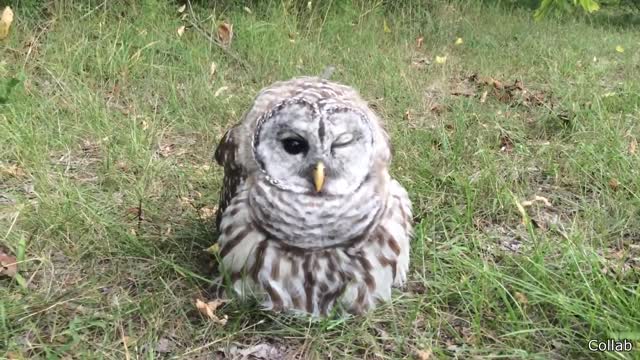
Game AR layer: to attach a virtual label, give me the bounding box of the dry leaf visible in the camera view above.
[435,55,447,64]
[1,163,26,178]
[243,6,252,14]
[125,206,143,220]
[209,61,217,77]
[216,22,233,47]
[6,352,24,360]
[416,36,424,48]
[0,249,17,278]
[158,143,175,158]
[628,138,637,155]
[383,19,391,33]
[214,86,228,97]
[609,178,619,191]
[615,45,625,53]
[480,90,488,103]
[415,348,432,360]
[205,243,220,255]
[411,58,431,69]
[234,344,287,360]
[0,6,14,40]
[177,4,186,13]
[177,25,186,37]
[198,206,217,220]
[155,338,173,353]
[514,292,529,305]
[521,195,552,207]
[455,37,463,45]
[195,298,228,325]
[499,134,514,153]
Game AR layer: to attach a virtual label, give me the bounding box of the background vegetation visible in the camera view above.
[1,0,639,358]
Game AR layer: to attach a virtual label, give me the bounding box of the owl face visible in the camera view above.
[253,98,375,196]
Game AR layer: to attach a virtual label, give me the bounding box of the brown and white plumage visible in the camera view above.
[213,76,412,316]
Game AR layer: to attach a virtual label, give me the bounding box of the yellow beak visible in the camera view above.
[313,162,325,193]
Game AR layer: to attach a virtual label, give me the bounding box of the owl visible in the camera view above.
[213,76,412,316]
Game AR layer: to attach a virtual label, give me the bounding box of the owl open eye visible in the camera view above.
[281,137,309,155]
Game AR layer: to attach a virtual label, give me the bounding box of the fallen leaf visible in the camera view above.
[307,1,313,10]
[415,348,432,360]
[235,343,287,360]
[455,37,463,45]
[177,25,185,37]
[205,243,220,255]
[1,163,26,178]
[155,338,173,353]
[6,352,25,360]
[209,61,217,77]
[410,58,431,69]
[403,110,412,121]
[514,292,529,305]
[480,90,488,103]
[521,195,552,207]
[0,249,17,278]
[609,178,619,191]
[158,143,175,158]
[195,298,228,325]
[628,138,637,155]
[177,4,186,13]
[499,134,514,153]
[125,206,143,220]
[214,86,228,97]
[216,22,233,47]
[243,6,252,14]
[416,36,424,48]
[616,45,625,53]
[0,6,14,40]
[435,55,447,64]
[383,19,391,33]
[198,206,217,220]
[430,103,447,115]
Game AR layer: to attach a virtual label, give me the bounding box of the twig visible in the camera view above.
[120,323,131,360]
[186,0,252,71]
[136,198,143,232]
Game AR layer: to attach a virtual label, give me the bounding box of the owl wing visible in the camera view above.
[214,125,246,231]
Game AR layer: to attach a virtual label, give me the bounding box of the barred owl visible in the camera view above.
[213,76,412,316]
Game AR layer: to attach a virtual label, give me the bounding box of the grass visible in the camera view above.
[1,0,640,358]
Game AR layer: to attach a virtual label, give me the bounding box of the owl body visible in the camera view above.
[214,77,412,316]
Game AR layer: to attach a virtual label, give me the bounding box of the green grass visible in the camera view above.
[1,0,640,358]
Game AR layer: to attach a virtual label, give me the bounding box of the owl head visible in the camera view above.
[251,95,389,196]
